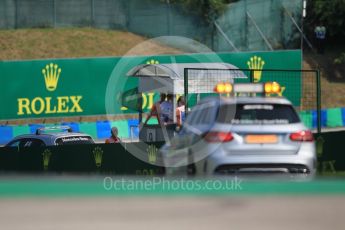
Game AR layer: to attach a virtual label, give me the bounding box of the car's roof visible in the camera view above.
[11,132,92,140]
[199,96,293,105]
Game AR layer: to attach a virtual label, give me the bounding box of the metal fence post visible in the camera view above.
[138,93,143,124]
[126,1,130,29]
[316,70,322,134]
[250,69,254,83]
[166,0,171,35]
[91,0,94,26]
[244,0,248,50]
[184,68,188,116]
[53,0,56,28]
[14,0,18,29]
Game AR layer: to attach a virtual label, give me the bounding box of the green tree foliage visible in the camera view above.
[168,0,238,24]
[334,53,345,65]
[306,0,345,41]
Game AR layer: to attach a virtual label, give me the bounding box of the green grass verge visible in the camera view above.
[0,177,344,197]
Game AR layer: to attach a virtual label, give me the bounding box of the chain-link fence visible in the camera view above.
[214,0,303,51]
[0,0,207,44]
[184,68,321,132]
[0,0,303,52]
[0,0,130,29]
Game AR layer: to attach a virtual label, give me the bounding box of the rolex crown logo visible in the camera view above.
[42,63,61,91]
[147,144,158,164]
[247,56,265,82]
[93,146,104,168]
[42,149,52,170]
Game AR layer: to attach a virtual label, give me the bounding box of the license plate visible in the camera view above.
[245,135,278,144]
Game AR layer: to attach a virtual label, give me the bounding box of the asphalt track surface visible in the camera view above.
[0,176,344,230]
[0,196,344,230]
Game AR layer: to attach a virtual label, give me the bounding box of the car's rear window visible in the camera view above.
[216,103,300,125]
[55,136,94,145]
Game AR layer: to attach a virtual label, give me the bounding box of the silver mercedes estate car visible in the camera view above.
[161,84,316,176]
[5,126,94,147]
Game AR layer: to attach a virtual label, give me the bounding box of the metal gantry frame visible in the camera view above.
[125,64,321,141]
[184,68,321,134]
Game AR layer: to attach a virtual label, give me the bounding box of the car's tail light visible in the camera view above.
[290,130,314,142]
[204,132,234,142]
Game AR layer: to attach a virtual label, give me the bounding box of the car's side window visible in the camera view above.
[192,102,217,125]
[23,140,33,147]
[17,139,30,148]
[7,140,21,147]
[200,107,216,124]
[7,138,45,148]
[183,101,218,132]
[185,106,201,126]
[30,139,46,147]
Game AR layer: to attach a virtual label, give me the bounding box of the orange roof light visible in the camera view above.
[214,82,280,96]
[215,83,225,93]
[264,82,280,94]
[264,82,272,93]
[224,83,233,93]
[271,82,281,93]
[214,83,232,94]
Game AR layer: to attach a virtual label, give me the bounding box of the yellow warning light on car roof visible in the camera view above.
[214,82,281,96]
[214,82,233,94]
[264,82,280,94]
[215,83,225,93]
[224,83,232,93]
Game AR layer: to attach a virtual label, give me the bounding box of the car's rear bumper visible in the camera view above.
[205,144,316,175]
[161,142,316,176]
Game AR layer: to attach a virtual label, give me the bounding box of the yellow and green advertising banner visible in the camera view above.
[0,50,301,120]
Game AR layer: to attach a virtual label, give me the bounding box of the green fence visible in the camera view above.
[0,50,302,120]
[215,0,303,51]
[316,131,345,173]
[0,142,165,174]
[0,130,345,174]
[0,0,303,52]
[0,0,209,46]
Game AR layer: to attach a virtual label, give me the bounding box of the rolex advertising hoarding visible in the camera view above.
[0,50,302,120]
